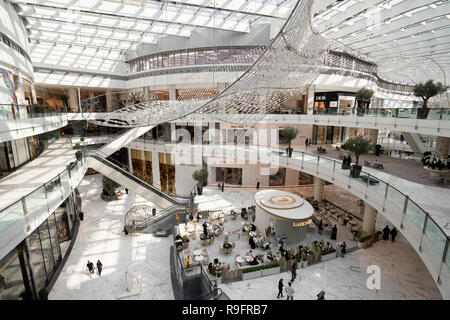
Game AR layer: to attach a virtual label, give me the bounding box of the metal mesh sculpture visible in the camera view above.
[80,0,327,128]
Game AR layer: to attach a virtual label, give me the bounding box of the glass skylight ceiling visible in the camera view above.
[11,0,450,85]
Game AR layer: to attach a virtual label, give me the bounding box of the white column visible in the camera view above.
[151,151,161,190]
[127,148,133,173]
[170,123,176,142]
[169,86,177,100]
[15,74,26,105]
[435,136,449,158]
[68,88,78,112]
[31,85,37,104]
[141,150,146,177]
[313,176,324,203]
[306,85,315,115]
[362,203,378,235]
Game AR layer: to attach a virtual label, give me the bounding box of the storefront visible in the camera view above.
[312,125,345,145]
[0,192,79,300]
[314,91,356,115]
[216,167,242,185]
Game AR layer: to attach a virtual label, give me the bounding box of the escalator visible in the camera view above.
[88,154,189,209]
[402,132,428,154]
[97,125,154,157]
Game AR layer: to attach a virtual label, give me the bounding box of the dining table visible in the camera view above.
[236,256,245,264]
[193,249,202,256]
[195,255,204,262]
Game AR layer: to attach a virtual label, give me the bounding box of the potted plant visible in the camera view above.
[355,87,374,111]
[283,127,299,157]
[342,135,372,178]
[38,288,48,300]
[413,80,446,119]
[75,150,83,160]
[192,168,208,195]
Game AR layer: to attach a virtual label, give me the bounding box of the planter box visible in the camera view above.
[242,270,262,280]
[321,252,336,262]
[261,267,280,277]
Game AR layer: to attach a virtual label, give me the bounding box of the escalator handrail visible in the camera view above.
[89,153,188,207]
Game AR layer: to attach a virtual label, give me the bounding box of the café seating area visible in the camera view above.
[174,201,349,283]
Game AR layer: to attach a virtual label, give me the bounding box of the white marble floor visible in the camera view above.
[49,174,174,300]
[0,139,76,210]
[50,180,441,300]
[220,236,442,300]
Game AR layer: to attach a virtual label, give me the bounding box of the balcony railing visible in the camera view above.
[311,107,450,120]
[0,104,68,121]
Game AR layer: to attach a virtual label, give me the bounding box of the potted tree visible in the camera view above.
[192,168,208,195]
[38,288,49,300]
[283,127,299,157]
[75,150,83,161]
[355,88,374,112]
[342,135,372,178]
[413,80,446,119]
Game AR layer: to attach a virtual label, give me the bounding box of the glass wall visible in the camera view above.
[216,167,242,185]
[0,245,32,300]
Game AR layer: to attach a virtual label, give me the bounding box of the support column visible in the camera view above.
[105,89,113,112]
[151,151,161,190]
[169,86,177,101]
[30,85,37,104]
[306,85,315,115]
[68,88,78,112]
[362,203,378,235]
[15,74,26,105]
[366,129,379,149]
[435,136,450,158]
[313,176,324,203]
[170,123,176,142]
[141,150,146,178]
[127,148,133,173]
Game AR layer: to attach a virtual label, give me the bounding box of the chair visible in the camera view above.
[209,237,215,244]
[219,246,225,253]
[201,239,209,246]
[232,214,237,220]
[224,247,232,254]
[183,241,189,249]
[232,242,236,249]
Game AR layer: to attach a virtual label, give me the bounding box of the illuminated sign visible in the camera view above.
[292,219,312,227]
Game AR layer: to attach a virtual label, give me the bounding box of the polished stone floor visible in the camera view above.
[220,235,442,300]
[49,174,174,300]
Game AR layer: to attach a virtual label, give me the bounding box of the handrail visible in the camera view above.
[90,153,188,207]
[0,103,68,120]
[0,141,84,213]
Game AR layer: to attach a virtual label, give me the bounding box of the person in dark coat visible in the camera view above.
[330,225,337,240]
[125,188,129,194]
[382,225,390,240]
[277,279,284,298]
[97,260,103,276]
[390,227,398,242]
[202,221,208,237]
[86,261,94,278]
[249,237,256,249]
[318,219,323,234]
[341,242,347,257]
[221,181,224,192]
[290,261,297,282]
[256,181,260,189]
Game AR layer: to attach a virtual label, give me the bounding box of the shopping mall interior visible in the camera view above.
[0,0,449,302]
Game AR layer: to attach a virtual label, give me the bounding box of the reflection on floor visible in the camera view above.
[49,174,174,300]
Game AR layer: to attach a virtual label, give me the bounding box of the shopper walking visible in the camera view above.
[256,181,260,189]
[390,227,398,242]
[221,181,224,192]
[86,261,94,278]
[97,260,103,276]
[290,261,297,282]
[277,279,284,298]
[382,225,390,240]
[330,225,337,240]
[285,282,295,300]
[125,188,129,194]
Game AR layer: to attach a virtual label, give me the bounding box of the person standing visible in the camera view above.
[285,281,295,300]
[331,225,337,240]
[318,219,323,235]
[125,188,129,194]
[305,138,309,148]
[277,279,284,298]
[175,213,179,225]
[341,242,347,258]
[290,261,297,282]
[317,290,326,300]
[382,225,390,240]
[203,221,208,237]
[97,260,103,276]
[86,261,94,278]
[256,181,260,189]
[221,181,224,192]
[390,227,398,242]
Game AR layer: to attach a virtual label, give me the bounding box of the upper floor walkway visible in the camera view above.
[0,104,68,142]
[69,107,450,138]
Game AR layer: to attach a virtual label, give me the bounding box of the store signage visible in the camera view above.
[315,95,326,101]
[292,219,312,227]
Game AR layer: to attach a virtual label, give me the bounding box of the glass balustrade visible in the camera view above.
[0,155,86,252]
[311,107,449,120]
[0,104,67,120]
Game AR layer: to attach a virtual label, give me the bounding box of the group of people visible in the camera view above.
[422,154,449,170]
[86,260,103,278]
[382,225,397,242]
[342,155,353,166]
[217,181,225,192]
[277,278,326,300]
[305,138,312,148]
